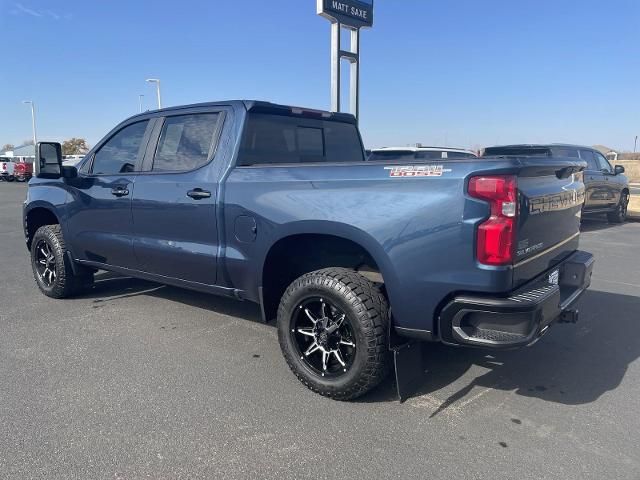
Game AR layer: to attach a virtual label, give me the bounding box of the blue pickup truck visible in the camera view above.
[25,100,594,400]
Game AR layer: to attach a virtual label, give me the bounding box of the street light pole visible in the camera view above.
[22,100,37,146]
[138,94,145,113]
[145,78,162,109]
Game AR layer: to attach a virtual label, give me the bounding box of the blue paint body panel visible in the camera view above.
[24,100,589,338]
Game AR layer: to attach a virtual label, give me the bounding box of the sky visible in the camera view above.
[1,0,639,151]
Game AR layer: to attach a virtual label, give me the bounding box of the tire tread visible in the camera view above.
[277,267,390,400]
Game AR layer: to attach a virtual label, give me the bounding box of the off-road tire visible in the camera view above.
[607,192,629,223]
[277,267,390,400]
[30,224,94,298]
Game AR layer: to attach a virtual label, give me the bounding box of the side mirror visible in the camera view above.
[614,165,625,175]
[35,142,62,179]
[61,165,78,179]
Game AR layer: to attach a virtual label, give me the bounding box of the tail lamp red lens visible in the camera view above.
[468,175,517,266]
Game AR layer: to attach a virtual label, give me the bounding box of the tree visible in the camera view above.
[1,143,14,152]
[62,138,90,155]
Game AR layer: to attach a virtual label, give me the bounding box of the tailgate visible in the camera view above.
[513,158,585,287]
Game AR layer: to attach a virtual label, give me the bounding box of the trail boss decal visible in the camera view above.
[385,165,452,178]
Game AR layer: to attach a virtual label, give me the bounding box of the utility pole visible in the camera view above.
[22,100,37,146]
[146,79,162,109]
[138,94,145,113]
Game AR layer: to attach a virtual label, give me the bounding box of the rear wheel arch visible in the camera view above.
[260,230,394,323]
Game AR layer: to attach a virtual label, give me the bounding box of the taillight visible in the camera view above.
[468,175,517,266]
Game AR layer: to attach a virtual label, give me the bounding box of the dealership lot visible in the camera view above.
[1,182,639,479]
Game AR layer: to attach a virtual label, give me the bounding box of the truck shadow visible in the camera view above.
[84,274,639,410]
[363,289,640,409]
[86,271,263,324]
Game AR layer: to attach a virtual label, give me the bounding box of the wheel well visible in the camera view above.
[261,234,383,323]
[26,208,59,249]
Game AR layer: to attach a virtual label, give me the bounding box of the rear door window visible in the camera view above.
[152,113,220,172]
[595,152,613,173]
[238,114,364,165]
[579,150,598,170]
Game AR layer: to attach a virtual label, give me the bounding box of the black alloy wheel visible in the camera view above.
[290,296,357,378]
[277,268,390,400]
[34,239,57,287]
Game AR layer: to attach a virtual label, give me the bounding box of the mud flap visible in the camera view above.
[388,315,424,402]
[391,341,423,402]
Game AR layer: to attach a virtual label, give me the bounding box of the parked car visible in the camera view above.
[62,155,86,167]
[25,101,593,400]
[483,144,630,223]
[368,145,477,161]
[14,161,33,182]
[0,157,16,181]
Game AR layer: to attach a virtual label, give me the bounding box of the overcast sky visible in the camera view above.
[1,0,639,151]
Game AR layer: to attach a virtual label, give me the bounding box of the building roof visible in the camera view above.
[11,144,35,157]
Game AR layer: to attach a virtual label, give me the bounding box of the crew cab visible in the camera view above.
[484,144,630,223]
[25,101,594,400]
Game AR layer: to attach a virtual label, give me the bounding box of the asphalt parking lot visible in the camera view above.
[1,182,639,479]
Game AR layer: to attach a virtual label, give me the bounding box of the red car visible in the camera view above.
[14,161,33,182]
[0,158,33,182]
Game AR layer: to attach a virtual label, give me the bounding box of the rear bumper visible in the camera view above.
[437,250,594,349]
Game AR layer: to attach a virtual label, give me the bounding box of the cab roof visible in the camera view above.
[128,100,358,124]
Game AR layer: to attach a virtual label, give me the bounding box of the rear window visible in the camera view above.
[483,147,551,156]
[368,150,443,161]
[551,147,580,158]
[445,151,477,159]
[238,114,364,166]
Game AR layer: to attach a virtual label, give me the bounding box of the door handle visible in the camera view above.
[187,188,211,200]
[111,187,129,197]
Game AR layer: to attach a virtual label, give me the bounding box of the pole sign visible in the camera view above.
[317,0,374,29]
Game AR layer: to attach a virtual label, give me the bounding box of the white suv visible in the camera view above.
[368,146,477,161]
